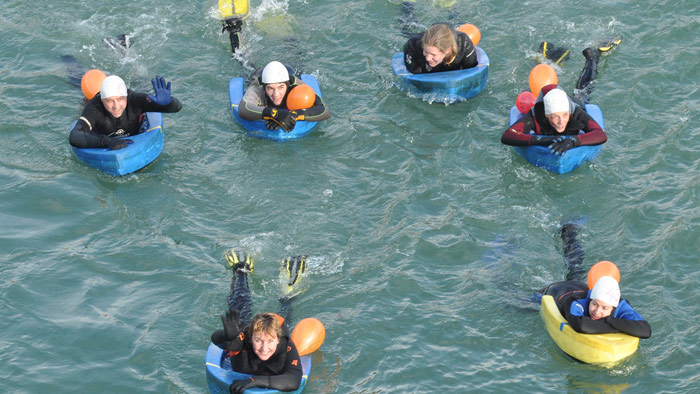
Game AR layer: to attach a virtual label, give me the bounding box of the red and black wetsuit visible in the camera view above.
[403,28,477,74]
[211,324,303,392]
[501,84,607,147]
[69,90,182,148]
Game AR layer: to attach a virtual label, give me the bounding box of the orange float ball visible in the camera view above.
[291,317,325,356]
[81,69,107,100]
[587,261,621,290]
[286,84,316,111]
[457,23,481,46]
[515,91,536,114]
[528,64,558,97]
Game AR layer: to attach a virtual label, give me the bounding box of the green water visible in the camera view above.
[2,0,699,393]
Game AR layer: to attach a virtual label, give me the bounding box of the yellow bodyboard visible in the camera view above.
[540,295,639,366]
[218,0,250,20]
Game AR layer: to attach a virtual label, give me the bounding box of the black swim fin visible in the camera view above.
[539,41,570,66]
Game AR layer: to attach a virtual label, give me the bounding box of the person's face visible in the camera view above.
[545,111,570,133]
[422,45,448,68]
[265,83,288,106]
[252,330,280,361]
[589,299,614,320]
[101,96,127,118]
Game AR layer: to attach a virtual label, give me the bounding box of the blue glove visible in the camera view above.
[548,136,580,156]
[148,76,172,105]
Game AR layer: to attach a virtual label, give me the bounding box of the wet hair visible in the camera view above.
[421,24,457,63]
[248,312,282,339]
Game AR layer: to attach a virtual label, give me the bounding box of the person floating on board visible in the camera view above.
[500,37,621,156]
[402,23,477,74]
[540,223,651,338]
[211,250,309,394]
[69,75,182,150]
[238,61,330,133]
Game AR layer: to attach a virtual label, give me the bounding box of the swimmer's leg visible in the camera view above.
[225,248,254,326]
[561,223,586,282]
[398,1,420,38]
[538,41,570,66]
[61,55,83,89]
[222,17,243,53]
[102,34,133,55]
[574,36,622,103]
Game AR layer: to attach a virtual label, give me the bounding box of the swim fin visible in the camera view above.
[283,255,307,294]
[596,36,622,54]
[539,41,570,66]
[225,248,254,273]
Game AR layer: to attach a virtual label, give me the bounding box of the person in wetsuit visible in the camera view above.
[500,84,608,155]
[540,223,651,338]
[69,75,182,150]
[238,61,330,133]
[402,23,477,74]
[501,38,622,156]
[211,250,308,394]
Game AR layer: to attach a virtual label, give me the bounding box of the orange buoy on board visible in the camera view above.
[587,261,621,289]
[529,64,558,97]
[286,84,316,111]
[457,23,481,46]
[81,69,107,100]
[291,317,325,356]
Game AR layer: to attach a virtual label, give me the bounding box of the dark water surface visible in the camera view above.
[2,0,699,392]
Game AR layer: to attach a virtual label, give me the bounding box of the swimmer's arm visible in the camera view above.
[573,108,607,146]
[295,94,330,122]
[238,85,267,121]
[210,329,244,352]
[501,115,542,146]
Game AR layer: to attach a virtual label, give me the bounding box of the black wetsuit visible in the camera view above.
[210,324,302,392]
[403,29,477,74]
[211,267,303,392]
[69,90,182,149]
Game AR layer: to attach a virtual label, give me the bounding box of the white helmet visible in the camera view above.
[261,61,289,84]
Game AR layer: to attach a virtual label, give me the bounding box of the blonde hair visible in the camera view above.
[248,312,282,339]
[421,24,457,64]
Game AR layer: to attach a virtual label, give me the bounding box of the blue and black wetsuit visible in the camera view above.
[541,224,652,338]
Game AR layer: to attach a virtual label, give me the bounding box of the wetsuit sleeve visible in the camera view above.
[238,84,268,121]
[298,94,330,121]
[607,301,652,338]
[605,316,651,338]
[69,104,108,148]
[564,299,621,334]
[456,32,478,69]
[211,329,245,352]
[403,35,425,74]
[254,341,303,392]
[571,107,607,146]
[501,114,540,146]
